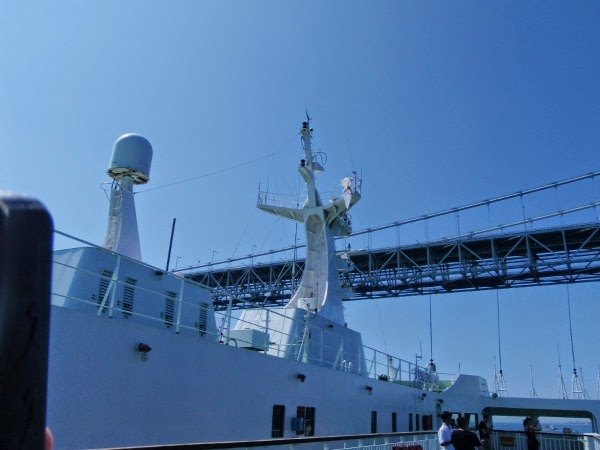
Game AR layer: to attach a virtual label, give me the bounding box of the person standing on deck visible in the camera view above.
[478,414,491,450]
[523,417,540,450]
[439,411,454,450]
[452,416,482,450]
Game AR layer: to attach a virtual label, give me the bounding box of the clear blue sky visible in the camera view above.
[1,1,599,398]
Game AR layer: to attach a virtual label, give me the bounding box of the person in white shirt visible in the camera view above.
[439,411,454,450]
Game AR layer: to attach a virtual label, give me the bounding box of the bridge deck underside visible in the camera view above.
[187,223,600,310]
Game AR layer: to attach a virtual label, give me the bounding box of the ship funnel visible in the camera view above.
[103,133,153,260]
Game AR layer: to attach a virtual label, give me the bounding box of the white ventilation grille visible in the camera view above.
[122,277,137,317]
[197,302,208,336]
[164,291,176,328]
[96,270,114,314]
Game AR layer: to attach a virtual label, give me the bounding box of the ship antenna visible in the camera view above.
[165,218,176,271]
[579,366,590,399]
[557,346,569,399]
[413,342,423,385]
[529,364,538,398]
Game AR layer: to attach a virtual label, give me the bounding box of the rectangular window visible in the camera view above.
[464,413,476,430]
[122,277,136,317]
[295,406,315,436]
[450,413,461,429]
[416,413,420,431]
[164,291,176,328]
[423,414,433,430]
[272,405,285,438]
[409,413,413,432]
[296,406,305,435]
[304,407,315,436]
[371,411,377,433]
[392,412,397,432]
[97,270,113,313]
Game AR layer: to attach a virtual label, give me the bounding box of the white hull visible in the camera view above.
[48,303,436,448]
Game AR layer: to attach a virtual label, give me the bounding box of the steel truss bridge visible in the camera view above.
[184,172,600,311]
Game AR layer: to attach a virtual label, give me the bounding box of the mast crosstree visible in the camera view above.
[257,119,361,324]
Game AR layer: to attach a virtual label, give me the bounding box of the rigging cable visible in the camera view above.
[228,207,259,260]
[136,131,300,195]
[291,170,303,294]
[375,299,389,355]
[137,152,275,194]
[345,125,355,173]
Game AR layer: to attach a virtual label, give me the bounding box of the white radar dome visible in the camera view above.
[107,133,153,184]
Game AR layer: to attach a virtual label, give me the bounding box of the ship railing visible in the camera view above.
[51,231,452,390]
[257,188,359,210]
[217,305,451,391]
[98,431,597,450]
[103,432,437,450]
[221,306,369,368]
[52,231,224,338]
[360,345,459,391]
[328,434,435,450]
[490,430,594,450]
[257,191,303,209]
[584,433,600,450]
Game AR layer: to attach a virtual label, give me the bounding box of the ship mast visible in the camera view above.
[257,118,361,324]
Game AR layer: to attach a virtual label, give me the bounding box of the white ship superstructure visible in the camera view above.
[232,119,364,373]
[42,122,600,449]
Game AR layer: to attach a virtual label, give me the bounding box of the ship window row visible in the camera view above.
[271,405,315,437]
[371,411,433,433]
[408,413,433,431]
[368,412,435,433]
[274,406,444,436]
[443,412,480,430]
[409,412,479,432]
[408,413,434,432]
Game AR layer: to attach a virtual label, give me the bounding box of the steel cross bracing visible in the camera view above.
[188,222,600,311]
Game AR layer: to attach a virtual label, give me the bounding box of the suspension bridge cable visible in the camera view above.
[566,284,577,372]
[348,171,600,237]
[496,290,503,372]
[429,294,433,362]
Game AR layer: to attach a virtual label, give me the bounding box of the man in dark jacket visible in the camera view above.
[452,416,482,450]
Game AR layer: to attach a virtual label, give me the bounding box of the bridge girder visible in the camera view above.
[186,223,600,311]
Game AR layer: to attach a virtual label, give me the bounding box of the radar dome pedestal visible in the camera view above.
[107,133,153,184]
[103,133,153,261]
